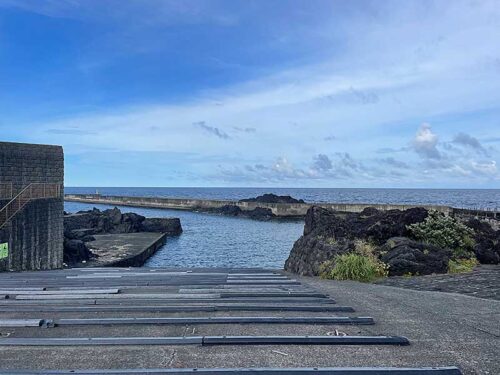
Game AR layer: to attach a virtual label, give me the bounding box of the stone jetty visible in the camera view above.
[65,193,499,225]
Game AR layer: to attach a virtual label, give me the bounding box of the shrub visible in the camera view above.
[320,240,389,282]
[319,259,336,278]
[448,258,478,274]
[407,211,475,259]
[353,239,377,257]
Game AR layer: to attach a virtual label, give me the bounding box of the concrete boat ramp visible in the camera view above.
[0,268,463,374]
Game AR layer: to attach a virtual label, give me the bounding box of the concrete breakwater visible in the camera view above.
[64,194,500,229]
[65,193,462,217]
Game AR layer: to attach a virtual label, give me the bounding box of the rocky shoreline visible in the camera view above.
[202,193,306,221]
[285,205,499,276]
[63,207,182,266]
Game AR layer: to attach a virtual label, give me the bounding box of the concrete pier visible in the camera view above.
[82,232,167,267]
[64,193,457,218]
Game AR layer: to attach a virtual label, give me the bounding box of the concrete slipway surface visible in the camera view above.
[0,268,497,375]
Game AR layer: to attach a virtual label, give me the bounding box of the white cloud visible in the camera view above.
[412,123,440,160]
[471,160,497,176]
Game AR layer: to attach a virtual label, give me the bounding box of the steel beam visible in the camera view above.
[0,335,409,346]
[0,367,462,374]
[53,316,374,326]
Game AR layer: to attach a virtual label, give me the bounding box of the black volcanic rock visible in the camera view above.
[299,205,428,245]
[246,207,275,221]
[466,218,500,264]
[209,204,277,220]
[239,193,305,204]
[212,205,244,216]
[285,206,431,276]
[285,205,500,276]
[380,237,451,276]
[141,218,182,236]
[63,239,95,265]
[63,207,182,265]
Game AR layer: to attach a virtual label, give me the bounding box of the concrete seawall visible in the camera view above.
[64,193,464,217]
[92,232,167,267]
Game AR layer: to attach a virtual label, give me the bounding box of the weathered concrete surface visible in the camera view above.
[82,232,167,267]
[0,141,64,272]
[375,264,500,301]
[0,268,495,374]
[65,193,457,218]
[296,275,500,375]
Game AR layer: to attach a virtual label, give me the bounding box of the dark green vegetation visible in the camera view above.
[407,211,478,274]
[319,241,389,282]
[408,211,475,259]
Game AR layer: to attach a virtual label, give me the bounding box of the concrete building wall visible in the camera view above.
[0,142,64,271]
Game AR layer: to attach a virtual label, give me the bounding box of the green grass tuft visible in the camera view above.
[320,252,388,282]
[448,258,478,274]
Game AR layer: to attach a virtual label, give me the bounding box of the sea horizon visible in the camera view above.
[66,186,500,190]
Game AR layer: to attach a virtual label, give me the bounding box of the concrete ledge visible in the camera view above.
[80,232,167,268]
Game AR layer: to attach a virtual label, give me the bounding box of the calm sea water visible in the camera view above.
[64,187,500,268]
[64,201,304,269]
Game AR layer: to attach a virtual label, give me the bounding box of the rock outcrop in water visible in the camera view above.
[239,193,305,204]
[208,205,276,221]
[202,193,306,221]
[284,206,500,276]
[63,207,182,265]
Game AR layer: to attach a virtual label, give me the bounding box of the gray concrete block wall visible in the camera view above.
[0,142,64,192]
[0,141,64,271]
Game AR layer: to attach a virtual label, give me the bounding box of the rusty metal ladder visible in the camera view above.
[0,183,61,229]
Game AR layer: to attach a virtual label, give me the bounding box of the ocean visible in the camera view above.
[64,187,500,268]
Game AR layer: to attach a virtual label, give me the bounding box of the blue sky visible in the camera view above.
[1,0,499,188]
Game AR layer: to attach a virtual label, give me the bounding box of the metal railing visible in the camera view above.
[0,183,61,229]
[0,183,13,200]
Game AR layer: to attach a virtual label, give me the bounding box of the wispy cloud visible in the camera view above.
[312,154,333,171]
[193,121,231,140]
[452,132,489,156]
[46,128,97,135]
[233,126,256,133]
[348,87,379,105]
[377,157,409,169]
